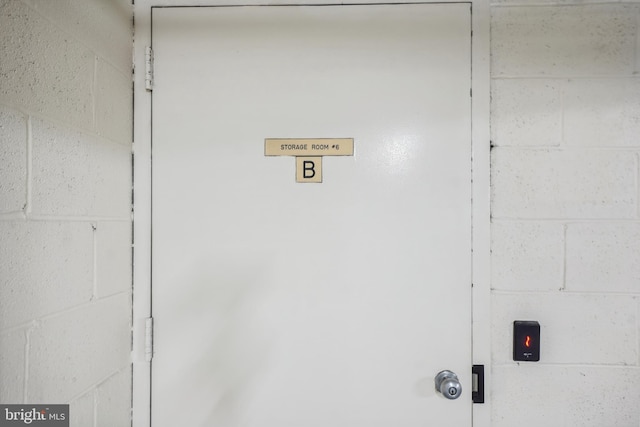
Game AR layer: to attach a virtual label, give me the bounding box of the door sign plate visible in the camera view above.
[265,138,354,156]
[296,157,322,183]
[265,138,354,183]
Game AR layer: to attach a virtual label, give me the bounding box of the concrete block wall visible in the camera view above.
[491,2,640,426]
[0,1,133,426]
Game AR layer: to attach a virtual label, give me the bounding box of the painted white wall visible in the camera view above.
[490,2,640,426]
[0,0,133,426]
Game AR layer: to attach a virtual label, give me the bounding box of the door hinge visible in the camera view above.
[145,46,154,91]
[145,317,154,362]
[472,364,485,404]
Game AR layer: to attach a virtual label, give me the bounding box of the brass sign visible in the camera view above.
[296,157,322,183]
[265,138,353,183]
[265,138,354,157]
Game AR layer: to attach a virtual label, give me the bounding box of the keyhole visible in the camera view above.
[448,387,457,396]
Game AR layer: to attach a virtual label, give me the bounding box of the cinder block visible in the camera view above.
[96,59,132,145]
[491,148,637,219]
[492,5,638,76]
[27,293,131,402]
[0,1,93,130]
[0,329,26,403]
[491,221,564,291]
[491,79,562,146]
[565,78,640,147]
[0,105,27,213]
[566,223,640,293]
[0,221,93,329]
[69,390,95,427]
[31,118,131,217]
[491,293,637,365]
[492,366,640,427]
[96,221,131,298]
[96,367,131,427]
[22,0,132,73]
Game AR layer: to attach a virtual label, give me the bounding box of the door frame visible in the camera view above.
[132,2,491,426]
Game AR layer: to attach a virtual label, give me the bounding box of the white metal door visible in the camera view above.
[152,4,471,426]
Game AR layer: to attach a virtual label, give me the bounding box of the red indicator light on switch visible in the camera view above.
[524,336,531,348]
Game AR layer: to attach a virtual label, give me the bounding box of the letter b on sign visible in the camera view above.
[296,157,322,183]
[303,161,315,178]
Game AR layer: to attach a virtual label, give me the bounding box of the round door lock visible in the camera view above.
[435,370,462,400]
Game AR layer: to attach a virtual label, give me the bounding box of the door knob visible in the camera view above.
[435,370,462,400]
